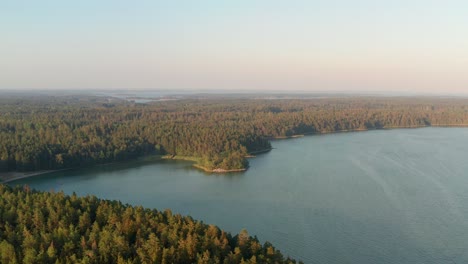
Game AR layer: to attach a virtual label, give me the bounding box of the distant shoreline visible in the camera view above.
[2,125,468,181]
[268,124,468,140]
[0,169,69,183]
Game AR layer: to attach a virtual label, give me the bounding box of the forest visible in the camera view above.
[0,184,300,263]
[1,95,468,172]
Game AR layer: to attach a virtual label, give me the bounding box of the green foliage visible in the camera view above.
[0,185,299,263]
[1,95,468,172]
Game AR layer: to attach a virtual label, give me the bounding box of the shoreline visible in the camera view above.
[161,155,247,173]
[193,164,247,173]
[0,169,70,183]
[3,125,468,181]
[268,124,468,140]
[245,148,273,157]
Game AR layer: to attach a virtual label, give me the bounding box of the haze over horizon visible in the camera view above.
[1,1,467,93]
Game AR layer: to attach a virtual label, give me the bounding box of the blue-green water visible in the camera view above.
[10,128,468,263]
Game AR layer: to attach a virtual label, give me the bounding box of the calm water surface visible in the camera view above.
[11,128,468,263]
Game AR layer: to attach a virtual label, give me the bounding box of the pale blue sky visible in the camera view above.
[1,0,467,93]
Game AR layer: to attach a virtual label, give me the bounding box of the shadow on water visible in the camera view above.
[10,155,249,187]
[8,156,178,185]
[179,164,247,179]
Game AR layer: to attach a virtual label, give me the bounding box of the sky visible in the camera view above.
[1,0,467,93]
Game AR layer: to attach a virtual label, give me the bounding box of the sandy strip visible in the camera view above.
[0,169,67,183]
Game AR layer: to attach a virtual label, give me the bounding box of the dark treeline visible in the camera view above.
[0,185,299,263]
[1,95,468,172]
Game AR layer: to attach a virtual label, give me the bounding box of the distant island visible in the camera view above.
[1,95,468,176]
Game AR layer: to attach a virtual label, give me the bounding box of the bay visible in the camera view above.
[10,127,468,263]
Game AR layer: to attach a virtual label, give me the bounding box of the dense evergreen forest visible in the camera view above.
[1,95,468,172]
[0,185,299,263]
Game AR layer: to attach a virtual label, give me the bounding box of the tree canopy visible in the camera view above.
[0,184,300,263]
[1,95,468,172]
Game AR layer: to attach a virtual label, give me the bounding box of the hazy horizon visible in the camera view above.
[1,1,467,93]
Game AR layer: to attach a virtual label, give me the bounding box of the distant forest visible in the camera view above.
[0,185,300,263]
[1,95,468,172]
